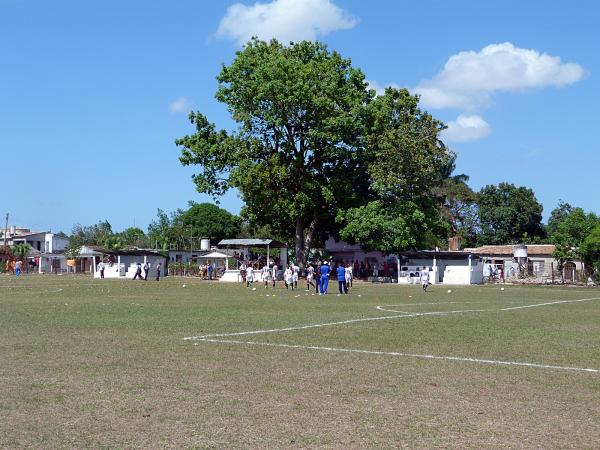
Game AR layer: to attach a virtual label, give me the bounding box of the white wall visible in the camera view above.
[47,234,69,253]
[94,255,166,279]
[443,262,484,285]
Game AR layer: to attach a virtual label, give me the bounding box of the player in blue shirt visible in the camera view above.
[336,263,348,294]
[319,261,330,295]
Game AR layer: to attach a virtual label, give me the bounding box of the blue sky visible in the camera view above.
[1,0,598,234]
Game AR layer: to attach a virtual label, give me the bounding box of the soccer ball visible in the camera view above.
[501,287,505,291]
[182,284,187,288]
[252,287,257,291]
[447,289,452,293]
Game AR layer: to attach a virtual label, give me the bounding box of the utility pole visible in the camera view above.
[3,213,8,249]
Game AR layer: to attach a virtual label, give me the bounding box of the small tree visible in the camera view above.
[64,243,81,260]
[12,243,30,261]
[580,224,600,281]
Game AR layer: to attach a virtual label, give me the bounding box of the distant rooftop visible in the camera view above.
[218,238,287,248]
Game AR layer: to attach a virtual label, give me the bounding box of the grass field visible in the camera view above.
[1,274,600,448]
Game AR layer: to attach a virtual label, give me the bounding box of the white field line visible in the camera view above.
[197,338,599,374]
[185,297,600,342]
[500,297,600,311]
[0,286,63,293]
[184,312,418,340]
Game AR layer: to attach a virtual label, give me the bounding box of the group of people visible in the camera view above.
[243,260,353,295]
[4,259,23,276]
[97,261,162,281]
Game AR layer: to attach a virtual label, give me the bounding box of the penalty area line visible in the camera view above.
[184,297,600,341]
[195,338,599,374]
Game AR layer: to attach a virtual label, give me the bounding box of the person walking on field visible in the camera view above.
[155,262,162,281]
[345,262,353,290]
[99,263,105,279]
[262,263,271,288]
[420,268,430,291]
[15,260,22,277]
[133,262,143,280]
[337,263,348,294]
[319,261,330,295]
[245,264,255,288]
[143,261,150,281]
[314,263,321,294]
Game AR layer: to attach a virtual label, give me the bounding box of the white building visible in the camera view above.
[0,225,70,273]
[398,250,484,285]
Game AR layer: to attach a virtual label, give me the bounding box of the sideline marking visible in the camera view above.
[198,338,599,374]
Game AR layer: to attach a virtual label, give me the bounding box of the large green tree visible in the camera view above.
[336,87,452,253]
[178,202,241,245]
[477,183,545,245]
[177,39,371,264]
[147,203,241,250]
[116,227,150,248]
[70,220,113,247]
[547,202,598,270]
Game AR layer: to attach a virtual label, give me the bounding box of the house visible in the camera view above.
[81,246,167,279]
[398,250,484,285]
[0,225,70,273]
[463,244,583,282]
[325,237,484,285]
[0,226,68,253]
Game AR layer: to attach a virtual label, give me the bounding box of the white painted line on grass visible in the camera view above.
[500,297,600,311]
[197,338,599,374]
[184,312,419,340]
[186,297,600,341]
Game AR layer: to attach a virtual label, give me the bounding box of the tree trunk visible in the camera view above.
[295,218,305,268]
[303,217,318,266]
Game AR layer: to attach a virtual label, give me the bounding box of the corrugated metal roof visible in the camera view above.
[218,238,287,248]
[199,251,229,258]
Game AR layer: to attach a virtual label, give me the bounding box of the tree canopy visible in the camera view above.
[548,202,599,270]
[147,203,241,250]
[336,88,452,252]
[477,183,545,245]
[177,39,458,262]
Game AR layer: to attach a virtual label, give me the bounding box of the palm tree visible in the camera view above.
[432,154,479,245]
[12,243,30,262]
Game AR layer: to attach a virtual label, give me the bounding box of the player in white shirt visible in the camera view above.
[262,264,271,288]
[291,263,300,289]
[345,263,353,290]
[306,264,314,290]
[420,267,430,292]
[271,264,278,289]
[245,265,255,287]
[284,266,294,290]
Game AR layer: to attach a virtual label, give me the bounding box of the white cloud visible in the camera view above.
[168,97,192,114]
[216,0,357,46]
[441,114,491,143]
[365,79,401,96]
[415,42,586,111]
